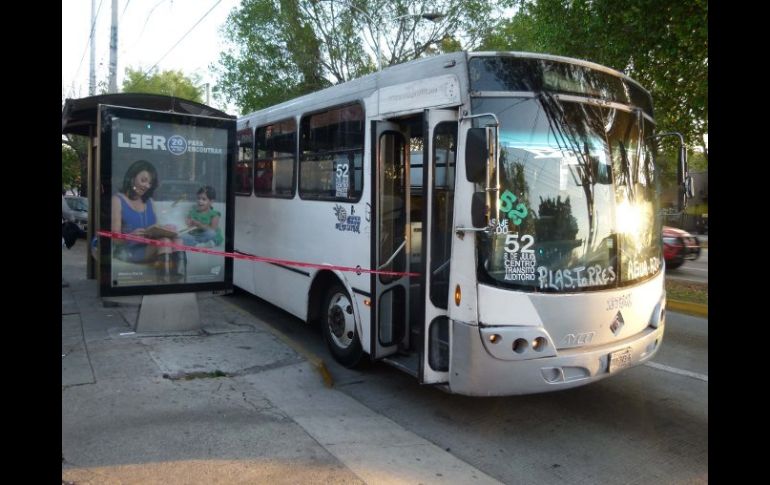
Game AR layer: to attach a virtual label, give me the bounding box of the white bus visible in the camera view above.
[233,51,690,396]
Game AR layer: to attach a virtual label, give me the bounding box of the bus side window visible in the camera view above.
[256,119,296,198]
[254,160,272,192]
[235,131,254,196]
[299,103,364,202]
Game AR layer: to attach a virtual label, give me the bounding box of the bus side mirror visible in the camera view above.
[465,128,487,183]
[471,192,486,228]
[676,144,687,186]
[650,131,690,212]
[684,175,695,199]
[676,141,691,211]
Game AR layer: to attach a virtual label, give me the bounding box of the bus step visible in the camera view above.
[382,353,419,377]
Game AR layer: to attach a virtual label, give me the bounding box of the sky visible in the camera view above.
[62,0,242,114]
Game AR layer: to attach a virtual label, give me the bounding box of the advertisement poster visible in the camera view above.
[99,106,234,296]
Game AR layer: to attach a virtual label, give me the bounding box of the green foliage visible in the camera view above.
[62,135,90,196]
[482,0,708,155]
[62,143,81,192]
[535,195,578,241]
[214,0,499,113]
[121,67,204,102]
[689,150,707,172]
[439,36,463,53]
[685,203,708,216]
[62,135,88,197]
[215,0,331,113]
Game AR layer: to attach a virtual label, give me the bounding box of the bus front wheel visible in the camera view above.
[322,284,363,368]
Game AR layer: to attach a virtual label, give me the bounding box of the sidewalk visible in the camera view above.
[62,242,500,484]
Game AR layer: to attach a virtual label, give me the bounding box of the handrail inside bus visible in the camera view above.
[432,258,451,275]
[378,240,406,270]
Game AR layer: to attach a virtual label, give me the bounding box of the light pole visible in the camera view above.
[319,0,443,71]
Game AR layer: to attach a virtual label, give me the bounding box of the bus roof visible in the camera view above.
[237,51,651,128]
[238,51,470,128]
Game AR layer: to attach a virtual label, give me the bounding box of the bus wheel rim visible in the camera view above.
[328,292,354,349]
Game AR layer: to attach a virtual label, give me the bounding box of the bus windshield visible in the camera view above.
[473,96,662,293]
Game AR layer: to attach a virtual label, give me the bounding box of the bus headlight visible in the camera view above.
[532,337,548,351]
[479,327,557,361]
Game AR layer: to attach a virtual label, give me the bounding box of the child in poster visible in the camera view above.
[182,186,224,248]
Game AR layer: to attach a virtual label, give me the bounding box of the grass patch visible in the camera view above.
[666,279,708,305]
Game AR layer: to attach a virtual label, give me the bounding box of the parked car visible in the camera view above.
[662,226,701,270]
[64,196,89,236]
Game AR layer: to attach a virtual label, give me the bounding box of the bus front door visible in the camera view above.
[419,109,458,384]
[372,121,410,359]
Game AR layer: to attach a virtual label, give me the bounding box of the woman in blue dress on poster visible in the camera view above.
[111,159,186,283]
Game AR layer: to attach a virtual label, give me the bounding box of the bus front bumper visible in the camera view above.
[447,319,664,396]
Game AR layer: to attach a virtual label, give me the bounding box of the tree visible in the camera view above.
[535,195,578,242]
[121,67,204,102]
[214,0,498,113]
[62,142,81,193]
[62,134,89,197]
[482,0,708,161]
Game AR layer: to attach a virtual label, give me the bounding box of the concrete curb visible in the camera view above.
[667,299,708,318]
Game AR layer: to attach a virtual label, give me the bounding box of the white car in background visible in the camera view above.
[64,196,89,236]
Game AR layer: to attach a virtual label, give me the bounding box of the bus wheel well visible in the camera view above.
[308,271,344,326]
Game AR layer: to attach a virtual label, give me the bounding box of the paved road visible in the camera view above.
[227,292,709,485]
[64,237,706,484]
[667,248,708,284]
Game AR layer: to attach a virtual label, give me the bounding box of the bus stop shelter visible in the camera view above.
[61,93,233,279]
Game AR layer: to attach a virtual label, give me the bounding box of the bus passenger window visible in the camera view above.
[254,160,272,192]
[256,119,296,198]
[235,129,254,196]
[299,103,364,202]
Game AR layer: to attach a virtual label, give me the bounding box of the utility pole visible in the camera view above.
[89,0,96,95]
[108,0,118,93]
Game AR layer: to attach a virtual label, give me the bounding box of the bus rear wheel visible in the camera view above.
[322,284,363,368]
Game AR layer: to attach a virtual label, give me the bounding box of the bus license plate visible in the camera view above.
[608,348,632,373]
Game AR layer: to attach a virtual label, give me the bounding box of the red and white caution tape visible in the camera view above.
[97,230,419,277]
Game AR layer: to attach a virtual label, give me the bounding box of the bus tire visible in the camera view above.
[322,284,363,368]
